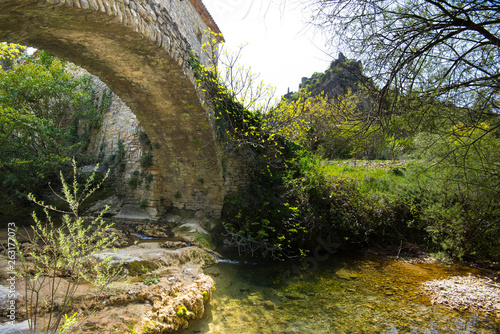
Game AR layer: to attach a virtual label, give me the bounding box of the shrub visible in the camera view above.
[140,153,154,168]
[143,274,160,286]
[222,152,425,259]
[128,174,142,190]
[14,159,124,333]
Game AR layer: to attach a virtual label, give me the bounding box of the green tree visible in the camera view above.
[307,0,499,115]
[0,50,109,200]
[305,0,500,258]
[265,88,384,158]
[306,0,500,149]
[413,122,500,259]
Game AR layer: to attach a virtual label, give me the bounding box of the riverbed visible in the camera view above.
[182,256,500,333]
[1,224,499,333]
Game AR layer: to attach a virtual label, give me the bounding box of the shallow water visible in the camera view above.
[182,256,500,333]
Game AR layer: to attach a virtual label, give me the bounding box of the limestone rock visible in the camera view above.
[263,300,276,310]
[136,222,174,238]
[422,275,500,316]
[85,195,123,216]
[163,213,183,225]
[140,274,215,333]
[172,219,214,250]
[194,211,218,232]
[335,268,359,280]
[204,266,220,277]
[77,164,109,175]
[115,204,155,221]
[106,227,136,248]
[162,241,189,249]
[284,292,306,300]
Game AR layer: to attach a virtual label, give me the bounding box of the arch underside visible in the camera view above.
[0,1,225,216]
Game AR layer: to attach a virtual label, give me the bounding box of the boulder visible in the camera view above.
[136,222,174,238]
[85,195,123,216]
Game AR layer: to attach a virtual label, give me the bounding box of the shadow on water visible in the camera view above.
[182,256,500,334]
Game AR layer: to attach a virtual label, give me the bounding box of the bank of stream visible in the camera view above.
[1,221,499,333]
[184,255,500,333]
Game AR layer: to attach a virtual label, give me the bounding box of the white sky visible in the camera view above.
[202,0,333,97]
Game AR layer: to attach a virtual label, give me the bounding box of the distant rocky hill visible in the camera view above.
[284,53,374,100]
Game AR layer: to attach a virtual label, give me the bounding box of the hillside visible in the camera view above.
[284,53,374,100]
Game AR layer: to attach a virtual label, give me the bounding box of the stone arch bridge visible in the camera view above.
[0,0,235,217]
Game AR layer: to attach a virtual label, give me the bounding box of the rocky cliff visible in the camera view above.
[285,53,374,99]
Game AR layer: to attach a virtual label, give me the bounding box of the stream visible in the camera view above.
[1,224,499,333]
[182,256,500,333]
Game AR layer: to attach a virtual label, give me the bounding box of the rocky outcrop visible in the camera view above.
[90,245,216,333]
[85,195,124,217]
[286,53,374,100]
[0,241,217,334]
[135,221,175,239]
[141,274,214,333]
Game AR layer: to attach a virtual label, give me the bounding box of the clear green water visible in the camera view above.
[182,256,500,333]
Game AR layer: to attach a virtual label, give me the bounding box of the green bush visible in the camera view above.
[223,152,428,259]
[191,37,499,262]
[15,160,124,332]
[128,175,142,189]
[140,153,154,168]
[0,50,108,201]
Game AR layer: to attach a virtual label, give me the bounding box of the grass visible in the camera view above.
[323,159,412,196]
[143,274,160,286]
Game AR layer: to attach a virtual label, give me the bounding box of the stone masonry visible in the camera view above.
[0,0,234,217]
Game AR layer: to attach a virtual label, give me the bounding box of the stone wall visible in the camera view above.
[43,0,222,78]
[0,0,243,218]
[79,63,250,217]
[68,65,157,214]
[71,63,250,218]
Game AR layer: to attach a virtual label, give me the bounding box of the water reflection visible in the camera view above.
[182,256,500,333]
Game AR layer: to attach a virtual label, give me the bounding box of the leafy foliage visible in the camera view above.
[15,159,124,333]
[0,42,27,71]
[411,122,500,260]
[190,31,306,259]
[266,89,367,158]
[0,50,110,200]
[192,55,422,258]
[268,53,412,160]
[143,274,160,286]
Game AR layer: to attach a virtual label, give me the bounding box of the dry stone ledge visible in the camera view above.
[114,204,157,221]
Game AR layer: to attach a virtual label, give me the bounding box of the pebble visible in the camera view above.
[422,274,500,316]
[263,300,276,310]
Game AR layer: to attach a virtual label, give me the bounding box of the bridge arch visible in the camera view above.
[0,0,226,216]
